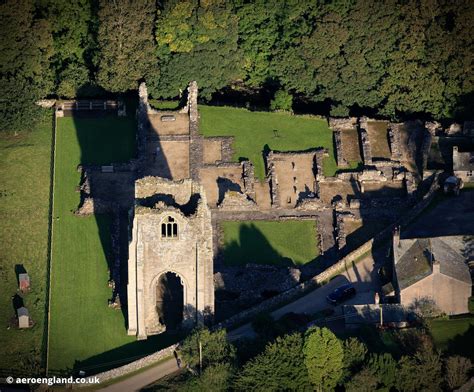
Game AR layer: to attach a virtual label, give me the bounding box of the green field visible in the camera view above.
[0,111,52,374]
[222,220,318,266]
[48,116,139,372]
[429,317,474,360]
[199,106,337,179]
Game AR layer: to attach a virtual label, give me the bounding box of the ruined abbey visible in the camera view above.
[72,81,474,339]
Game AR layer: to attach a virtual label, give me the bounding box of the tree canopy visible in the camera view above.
[1,0,473,132]
[303,327,344,391]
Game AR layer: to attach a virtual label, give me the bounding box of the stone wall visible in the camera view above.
[188,81,203,181]
[76,344,178,386]
[388,123,402,161]
[135,176,194,205]
[359,118,373,165]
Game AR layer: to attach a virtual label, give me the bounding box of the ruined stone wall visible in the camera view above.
[359,117,373,165]
[188,81,203,181]
[334,130,346,167]
[388,123,402,161]
[135,176,194,205]
[128,178,214,339]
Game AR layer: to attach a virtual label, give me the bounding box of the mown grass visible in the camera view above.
[222,220,318,266]
[48,116,137,372]
[0,111,52,374]
[428,317,474,360]
[148,99,180,111]
[199,106,337,179]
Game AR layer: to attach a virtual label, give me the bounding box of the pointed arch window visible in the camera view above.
[161,216,178,238]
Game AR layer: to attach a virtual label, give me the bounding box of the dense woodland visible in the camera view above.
[1,0,473,132]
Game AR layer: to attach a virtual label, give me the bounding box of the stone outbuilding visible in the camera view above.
[17,307,30,329]
[127,177,214,340]
[453,146,474,183]
[392,233,472,315]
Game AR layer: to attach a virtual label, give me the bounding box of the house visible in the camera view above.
[453,146,474,183]
[392,232,472,315]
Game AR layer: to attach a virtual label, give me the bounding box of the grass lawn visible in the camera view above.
[0,111,52,374]
[428,317,474,360]
[148,99,180,111]
[199,106,337,179]
[48,115,139,373]
[221,220,318,266]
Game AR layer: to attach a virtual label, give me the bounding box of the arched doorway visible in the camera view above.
[156,272,184,330]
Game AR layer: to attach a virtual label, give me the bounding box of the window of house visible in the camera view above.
[468,170,473,177]
[161,216,178,238]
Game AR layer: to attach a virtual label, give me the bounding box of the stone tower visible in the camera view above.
[127,177,214,339]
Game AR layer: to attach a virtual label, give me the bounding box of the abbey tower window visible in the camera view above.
[161,216,178,238]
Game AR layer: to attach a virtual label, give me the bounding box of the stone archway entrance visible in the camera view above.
[156,272,184,330]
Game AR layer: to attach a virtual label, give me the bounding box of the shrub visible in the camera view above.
[330,104,350,117]
[444,356,472,390]
[468,296,474,314]
[270,90,293,112]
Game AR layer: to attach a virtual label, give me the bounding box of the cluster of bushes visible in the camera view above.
[2,0,474,133]
[149,321,472,392]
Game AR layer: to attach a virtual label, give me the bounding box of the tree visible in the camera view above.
[235,0,282,87]
[270,90,293,112]
[234,333,312,391]
[96,0,156,92]
[345,368,379,392]
[0,0,54,133]
[444,356,472,390]
[366,353,397,390]
[37,0,95,96]
[341,337,367,381]
[398,347,443,392]
[179,328,236,371]
[303,327,344,391]
[152,0,241,99]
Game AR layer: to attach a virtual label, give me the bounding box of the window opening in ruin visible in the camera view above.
[161,216,178,238]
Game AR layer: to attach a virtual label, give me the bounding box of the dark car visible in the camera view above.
[326,284,356,305]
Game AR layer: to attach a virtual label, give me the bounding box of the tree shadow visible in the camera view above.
[445,324,474,361]
[222,223,293,267]
[50,83,175,372]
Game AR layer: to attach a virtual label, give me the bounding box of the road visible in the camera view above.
[98,358,179,392]
[98,253,379,391]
